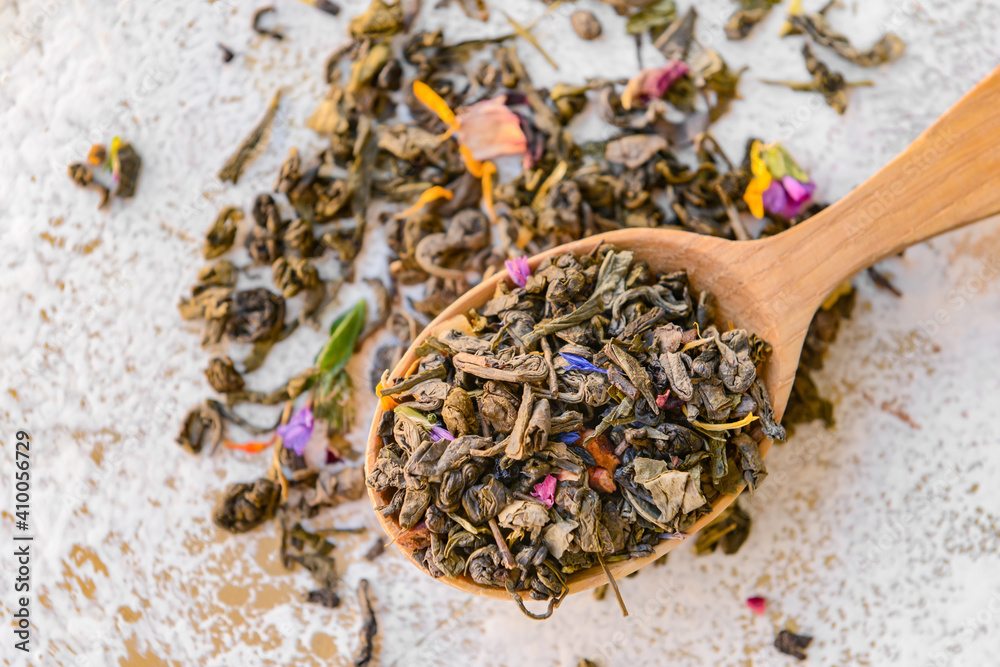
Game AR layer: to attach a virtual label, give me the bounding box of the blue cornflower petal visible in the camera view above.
[558,352,607,374]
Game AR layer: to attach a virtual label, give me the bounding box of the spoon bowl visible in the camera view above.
[366,66,1000,601]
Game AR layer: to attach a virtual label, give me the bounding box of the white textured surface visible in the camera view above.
[1,1,999,665]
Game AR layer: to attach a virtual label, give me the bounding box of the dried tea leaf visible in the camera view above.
[626,0,676,35]
[218,91,282,184]
[694,501,751,555]
[774,629,813,660]
[252,7,284,41]
[725,0,780,40]
[605,134,668,169]
[203,207,243,259]
[354,580,378,667]
[788,9,904,67]
[631,457,705,526]
[761,44,873,114]
[212,478,278,533]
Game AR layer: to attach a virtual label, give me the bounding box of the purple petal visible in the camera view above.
[761,180,788,218]
[530,474,557,508]
[429,425,454,442]
[559,352,607,374]
[781,175,816,217]
[504,256,531,288]
[278,405,315,456]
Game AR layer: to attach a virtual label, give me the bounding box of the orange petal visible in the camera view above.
[413,80,457,128]
[460,144,485,178]
[223,435,276,453]
[480,162,497,223]
[375,381,400,411]
[393,186,454,219]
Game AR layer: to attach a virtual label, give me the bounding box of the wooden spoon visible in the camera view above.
[366,67,1000,602]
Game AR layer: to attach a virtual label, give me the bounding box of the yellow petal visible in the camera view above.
[821,280,853,310]
[743,175,770,219]
[413,80,457,129]
[481,162,497,223]
[749,140,768,178]
[778,0,803,36]
[690,413,759,432]
[393,186,454,219]
[743,141,772,219]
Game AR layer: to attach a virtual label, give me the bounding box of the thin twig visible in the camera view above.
[488,517,516,569]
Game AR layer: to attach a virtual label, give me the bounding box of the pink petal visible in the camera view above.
[531,474,557,508]
[504,256,531,288]
[655,391,672,408]
[643,61,689,99]
[622,60,689,109]
[781,175,815,204]
[456,97,527,162]
[747,596,767,616]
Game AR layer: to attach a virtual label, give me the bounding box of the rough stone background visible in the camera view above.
[1,0,999,665]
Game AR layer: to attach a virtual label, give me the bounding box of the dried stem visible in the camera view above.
[488,517,516,569]
[597,552,629,618]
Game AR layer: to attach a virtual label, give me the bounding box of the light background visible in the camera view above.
[1,0,999,665]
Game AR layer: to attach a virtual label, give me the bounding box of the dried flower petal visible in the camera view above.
[655,390,672,409]
[394,186,453,219]
[745,141,816,219]
[551,432,580,445]
[278,405,315,456]
[412,80,457,128]
[747,596,767,615]
[531,474,557,508]
[504,256,531,288]
[456,96,528,162]
[559,352,607,374]
[430,425,455,442]
[621,60,690,110]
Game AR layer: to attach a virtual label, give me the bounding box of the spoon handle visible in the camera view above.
[761,65,1000,313]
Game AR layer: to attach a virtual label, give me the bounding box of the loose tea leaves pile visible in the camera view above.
[171,0,905,639]
[369,246,785,617]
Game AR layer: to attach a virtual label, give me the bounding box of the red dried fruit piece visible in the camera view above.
[588,467,617,494]
[585,433,620,473]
